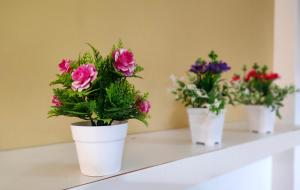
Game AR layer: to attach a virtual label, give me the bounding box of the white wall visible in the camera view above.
[195,0,300,189]
[297,0,300,126]
[294,146,300,189]
[273,0,299,125]
[272,149,295,190]
[273,0,300,190]
[189,158,272,190]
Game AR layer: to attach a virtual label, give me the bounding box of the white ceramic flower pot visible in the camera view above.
[246,105,276,134]
[186,108,225,146]
[70,121,128,176]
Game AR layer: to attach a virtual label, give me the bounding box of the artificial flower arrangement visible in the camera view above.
[170,51,232,145]
[49,42,150,126]
[48,41,150,176]
[231,63,298,133]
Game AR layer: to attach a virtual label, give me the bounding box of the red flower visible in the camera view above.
[231,74,240,82]
[245,70,257,81]
[255,73,265,80]
[245,70,280,81]
[265,73,280,80]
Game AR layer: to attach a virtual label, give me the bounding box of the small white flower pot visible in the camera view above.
[246,105,276,134]
[70,121,128,176]
[186,108,225,146]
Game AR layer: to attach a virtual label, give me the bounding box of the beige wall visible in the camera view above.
[0,0,274,149]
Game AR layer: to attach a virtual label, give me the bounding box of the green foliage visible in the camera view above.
[50,74,72,88]
[105,80,136,108]
[170,51,232,115]
[231,63,299,118]
[195,72,221,94]
[48,41,150,126]
[102,80,143,122]
[208,51,218,63]
[170,75,231,115]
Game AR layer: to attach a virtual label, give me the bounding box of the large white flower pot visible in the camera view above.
[186,108,225,146]
[246,105,276,134]
[70,121,128,176]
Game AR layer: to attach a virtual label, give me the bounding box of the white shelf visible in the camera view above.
[1,124,300,190]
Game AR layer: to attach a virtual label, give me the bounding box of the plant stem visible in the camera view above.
[89,115,96,126]
[90,119,96,126]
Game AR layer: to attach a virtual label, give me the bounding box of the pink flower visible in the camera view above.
[71,64,98,91]
[59,59,72,73]
[113,49,136,76]
[52,96,62,107]
[137,100,151,114]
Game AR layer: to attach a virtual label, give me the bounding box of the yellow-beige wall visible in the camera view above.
[0,0,274,149]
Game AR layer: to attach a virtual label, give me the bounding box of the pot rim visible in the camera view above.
[186,107,226,113]
[246,104,267,107]
[245,105,273,110]
[186,107,209,110]
[71,120,128,128]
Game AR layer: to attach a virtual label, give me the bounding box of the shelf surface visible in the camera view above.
[1,124,300,190]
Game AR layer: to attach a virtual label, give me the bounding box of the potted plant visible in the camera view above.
[48,42,151,176]
[231,63,297,133]
[170,51,232,146]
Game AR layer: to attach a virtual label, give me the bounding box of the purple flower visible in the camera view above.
[207,61,231,74]
[218,61,231,72]
[208,63,220,73]
[189,60,208,74]
[189,57,230,75]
